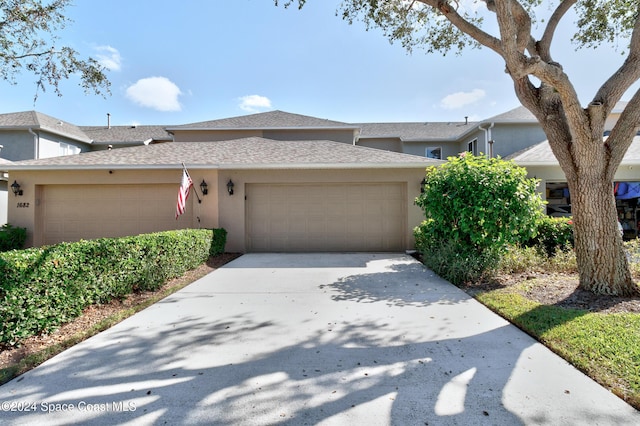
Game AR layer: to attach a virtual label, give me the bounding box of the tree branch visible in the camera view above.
[488,1,584,136]
[594,7,640,111]
[605,87,640,175]
[538,0,577,62]
[1,48,57,61]
[418,0,502,54]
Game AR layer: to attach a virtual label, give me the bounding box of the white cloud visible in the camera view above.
[125,77,182,112]
[94,45,122,71]
[440,89,486,110]
[238,95,272,113]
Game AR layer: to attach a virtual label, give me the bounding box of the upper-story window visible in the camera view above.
[425,146,442,159]
[467,139,478,155]
[59,142,80,156]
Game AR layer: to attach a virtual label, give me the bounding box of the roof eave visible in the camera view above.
[165,125,360,132]
[4,161,441,172]
[511,161,558,166]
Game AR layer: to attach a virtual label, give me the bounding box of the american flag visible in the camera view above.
[176,166,193,219]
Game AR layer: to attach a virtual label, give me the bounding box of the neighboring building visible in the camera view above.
[166,110,360,145]
[0,111,92,161]
[509,135,640,239]
[81,125,173,150]
[356,106,548,160]
[0,157,12,225]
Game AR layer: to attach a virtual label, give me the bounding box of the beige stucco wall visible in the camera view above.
[7,167,427,252]
[171,128,357,144]
[172,130,262,142]
[357,138,403,153]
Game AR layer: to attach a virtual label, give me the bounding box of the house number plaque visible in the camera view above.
[17,202,30,208]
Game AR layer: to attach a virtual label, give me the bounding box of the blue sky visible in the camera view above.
[0,0,636,126]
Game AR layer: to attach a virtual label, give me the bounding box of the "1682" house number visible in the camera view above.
[17,202,30,208]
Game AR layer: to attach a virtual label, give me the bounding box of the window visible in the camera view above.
[425,146,442,159]
[59,143,80,156]
[467,139,477,155]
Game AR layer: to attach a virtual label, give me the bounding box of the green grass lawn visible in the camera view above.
[475,284,640,409]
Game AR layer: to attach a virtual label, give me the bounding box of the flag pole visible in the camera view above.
[182,162,202,204]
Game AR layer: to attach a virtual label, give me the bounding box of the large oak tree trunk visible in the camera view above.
[515,82,640,296]
[567,173,639,296]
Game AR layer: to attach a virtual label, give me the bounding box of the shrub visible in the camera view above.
[209,227,227,256]
[496,244,577,275]
[415,153,545,284]
[0,228,226,346]
[0,224,27,252]
[525,216,574,257]
[624,239,640,278]
[417,233,500,284]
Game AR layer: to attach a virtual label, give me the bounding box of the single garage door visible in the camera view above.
[246,183,406,252]
[39,184,192,245]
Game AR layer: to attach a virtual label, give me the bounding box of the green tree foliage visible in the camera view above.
[0,0,110,100]
[414,153,544,283]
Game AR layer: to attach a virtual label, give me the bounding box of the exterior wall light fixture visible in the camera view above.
[11,180,23,196]
[227,179,235,196]
[200,179,208,195]
[420,177,427,194]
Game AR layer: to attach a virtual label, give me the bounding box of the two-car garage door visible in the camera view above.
[246,183,406,252]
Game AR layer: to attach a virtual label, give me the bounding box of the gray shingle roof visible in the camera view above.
[81,125,172,145]
[485,101,630,123]
[0,111,91,143]
[5,137,441,170]
[168,110,358,130]
[357,121,478,141]
[485,106,537,123]
[508,135,640,165]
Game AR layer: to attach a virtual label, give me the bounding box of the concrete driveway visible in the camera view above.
[0,253,637,425]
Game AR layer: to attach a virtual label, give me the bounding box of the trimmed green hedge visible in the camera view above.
[0,228,227,347]
[0,224,27,252]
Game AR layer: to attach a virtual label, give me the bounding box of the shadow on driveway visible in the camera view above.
[0,253,637,425]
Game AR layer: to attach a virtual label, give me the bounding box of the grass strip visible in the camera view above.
[476,288,640,408]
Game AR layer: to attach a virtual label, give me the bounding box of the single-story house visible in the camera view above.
[4,137,439,252]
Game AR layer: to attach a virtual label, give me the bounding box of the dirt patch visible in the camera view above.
[0,253,241,373]
[469,272,640,314]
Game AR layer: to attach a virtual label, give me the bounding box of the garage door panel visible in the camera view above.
[246,183,406,252]
[40,184,191,246]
